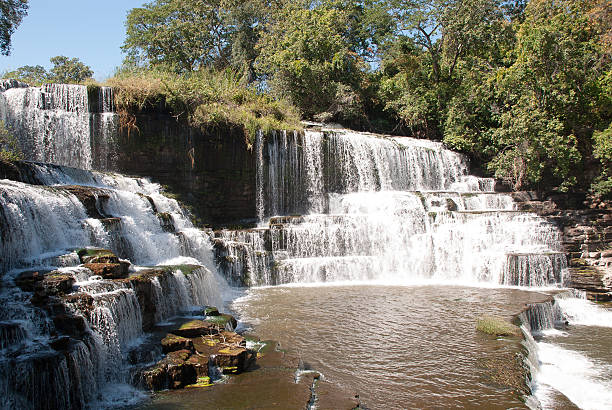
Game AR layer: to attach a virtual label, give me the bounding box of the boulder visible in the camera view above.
[173,320,219,338]
[37,272,76,296]
[142,349,198,391]
[83,262,129,279]
[206,314,238,331]
[162,333,194,354]
[14,270,51,292]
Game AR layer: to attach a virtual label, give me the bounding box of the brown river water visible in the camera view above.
[230,284,552,409]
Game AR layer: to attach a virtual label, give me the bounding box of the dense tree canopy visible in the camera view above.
[0,0,28,55]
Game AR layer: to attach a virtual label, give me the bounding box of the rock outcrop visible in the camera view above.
[509,191,612,300]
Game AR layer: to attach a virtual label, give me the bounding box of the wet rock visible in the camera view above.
[204,306,220,316]
[52,314,87,337]
[213,345,253,374]
[49,336,73,351]
[206,314,238,331]
[125,268,167,331]
[142,349,198,390]
[37,272,76,296]
[186,354,211,377]
[83,262,129,279]
[162,333,194,354]
[446,198,458,211]
[60,185,110,219]
[173,320,219,338]
[77,248,119,264]
[14,270,51,292]
[157,212,176,233]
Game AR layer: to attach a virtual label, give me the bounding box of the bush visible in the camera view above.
[0,121,22,161]
[106,67,301,147]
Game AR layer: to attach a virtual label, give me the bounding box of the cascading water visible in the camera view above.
[0,82,120,171]
[0,162,225,409]
[519,292,612,410]
[220,128,566,287]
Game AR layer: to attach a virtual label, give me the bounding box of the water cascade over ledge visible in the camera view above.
[0,162,224,409]
[0,80,118,170]
[217,129,567,287]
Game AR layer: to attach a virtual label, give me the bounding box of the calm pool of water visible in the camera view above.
[232,284,551,409]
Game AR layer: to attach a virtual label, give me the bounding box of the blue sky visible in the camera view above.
[0,0,146,80]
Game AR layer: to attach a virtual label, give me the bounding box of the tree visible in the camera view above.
[2,64,48,85]
[256,1,391,123]
[123,0,231,72]
[0,0,28,55]
[380,0,514,138]
[48,56,93,83]
[489,0,610,190]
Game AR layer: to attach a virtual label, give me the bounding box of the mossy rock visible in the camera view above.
[173,320,218,338]
[476,315,521,337]
[206,314,238,331]
[77,248,117,264]
[162,333,194,354]
[205,306,220,316]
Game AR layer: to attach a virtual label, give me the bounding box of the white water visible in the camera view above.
[218,129,566,287]
[0,163,226,409]
[519,293,612,409]
[0,82,120,171]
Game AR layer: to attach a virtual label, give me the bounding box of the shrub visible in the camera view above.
[0,121,22,161]
[106,67,301,147]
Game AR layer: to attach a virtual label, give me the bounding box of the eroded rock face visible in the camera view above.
[143,349,198,390]
[510,192,612,300]
[162,334,194,354]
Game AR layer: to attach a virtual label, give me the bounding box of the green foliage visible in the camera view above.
[0,0,28,55]
[2,56,94,85]
[255,1,391,124]
[2,64,48,85]
[592,124,612,198]
[0,120,23,161]
[107,67,301,146]
[48,56,94,83]
[487,0,609,190]
[123,0,231,72]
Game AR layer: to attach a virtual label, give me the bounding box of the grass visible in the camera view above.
[476,315,521,337]
[105,67,302,148]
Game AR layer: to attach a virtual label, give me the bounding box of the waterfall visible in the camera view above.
[0,83,120,171]
[0,162,225,409]
[519,292,612,409]
[0,84,92,169]
[217,128,566,287]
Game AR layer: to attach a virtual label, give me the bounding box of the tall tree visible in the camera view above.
[256,0,391,123]
[49,56,93,83]
[123,0,231,72]
[0,0,28,55]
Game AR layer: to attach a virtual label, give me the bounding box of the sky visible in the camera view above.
[0,0,146,81]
